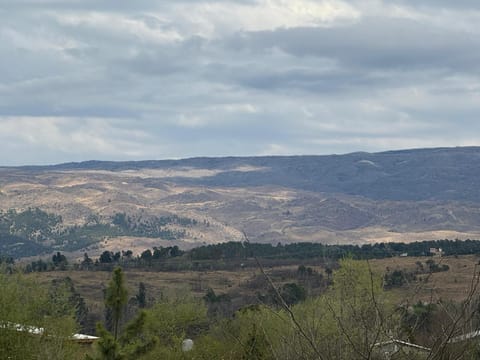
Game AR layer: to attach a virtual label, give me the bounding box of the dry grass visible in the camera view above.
[3,168,480,249]
[27,267,257,312]
[25,254,480,320]
[370,255,480,303]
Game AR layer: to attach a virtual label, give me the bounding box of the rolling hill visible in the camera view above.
[2,146,480,258]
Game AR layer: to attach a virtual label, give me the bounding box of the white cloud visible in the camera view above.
[259,143,299,156]
[0,117,155,160]
[174,0,360,38]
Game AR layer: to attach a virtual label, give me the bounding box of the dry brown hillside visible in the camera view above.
[2,148,480,258]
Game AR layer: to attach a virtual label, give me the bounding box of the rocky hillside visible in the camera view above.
[2,147,480,258]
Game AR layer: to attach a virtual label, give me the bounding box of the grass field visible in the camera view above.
[28,267,258,315]
[370,255,480,303]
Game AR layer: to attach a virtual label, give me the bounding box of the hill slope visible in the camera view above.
[2,147,480,258]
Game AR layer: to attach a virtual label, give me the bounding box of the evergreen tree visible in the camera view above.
[105,267,128,341]
[136,282,147,309]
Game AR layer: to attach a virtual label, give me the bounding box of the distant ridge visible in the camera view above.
[12,145,480,168]
[9,146,480,201]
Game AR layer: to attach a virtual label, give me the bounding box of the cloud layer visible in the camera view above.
[1,0,480,165]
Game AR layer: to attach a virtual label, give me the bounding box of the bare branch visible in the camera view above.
[242,231,325,360]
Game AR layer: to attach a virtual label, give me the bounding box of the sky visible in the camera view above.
[1,0,480,165]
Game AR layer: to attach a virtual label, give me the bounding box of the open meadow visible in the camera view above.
[26,253,480,330]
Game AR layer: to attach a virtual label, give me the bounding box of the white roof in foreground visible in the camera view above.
[2,322,99,342]
[71,333,100,341]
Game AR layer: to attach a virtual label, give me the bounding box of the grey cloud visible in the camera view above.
[113,38,208,77]
[391,0,480,10]
[1,0,480,164]
[228,17,480,72]
[3,0,257,12]
[203,62,399,94]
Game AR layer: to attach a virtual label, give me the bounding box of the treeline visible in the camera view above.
[91,245,184,268]
[25,251,69,272]
[20,238,480,274]
[189,239,480,261]
[23,246,185,273]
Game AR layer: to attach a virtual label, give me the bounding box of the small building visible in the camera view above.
[71,333,100,345]
[429,248,443,257]
[2,322,99,345]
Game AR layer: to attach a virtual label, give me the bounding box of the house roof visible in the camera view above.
[2,322,99,343]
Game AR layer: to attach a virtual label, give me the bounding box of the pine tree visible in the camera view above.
[105,267,128,341]
[136,282,147,309]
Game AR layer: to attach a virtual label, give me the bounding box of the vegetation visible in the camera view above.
[112,212,196,240]
[105,268,128,341]
[3,207,480,266]
[3,253,480,358]
[4,208,480,358]
[0,208,198,258]
[190,239,480,261]
[383,259,450,289]
[20,239,468,273]
[0,269,82,359]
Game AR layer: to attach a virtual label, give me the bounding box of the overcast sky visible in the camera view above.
[1,0,480,165]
